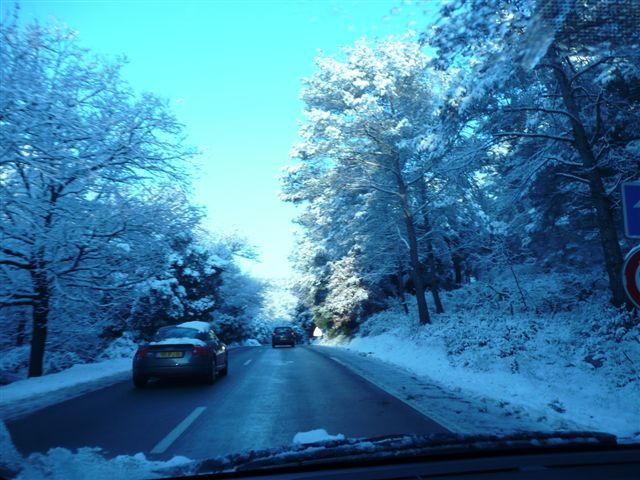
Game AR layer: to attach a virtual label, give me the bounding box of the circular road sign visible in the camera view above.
[622,245,640,309]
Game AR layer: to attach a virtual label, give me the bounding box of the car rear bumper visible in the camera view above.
[133,360,209,378]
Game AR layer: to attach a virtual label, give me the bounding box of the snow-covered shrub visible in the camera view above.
[43,350,84,376]
[245,316,273,344]
[211,314,250,344]
[129,278,186,340]
[358,304,419,338]
[345,270,640,437]
[97,333,138,360]
[0,346,30,384]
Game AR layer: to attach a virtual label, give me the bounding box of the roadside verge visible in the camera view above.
[312,346,583,436]
[0,359,131,421]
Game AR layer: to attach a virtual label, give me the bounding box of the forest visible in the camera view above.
[283,0,640,336]
[0,15,268,380]
[1,1,639,386]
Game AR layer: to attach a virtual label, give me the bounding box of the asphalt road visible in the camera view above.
[6,346,448,460]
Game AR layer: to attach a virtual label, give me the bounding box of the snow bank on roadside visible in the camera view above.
[323,274,640,440]
[1,334,137,386]
[0,358,131,420]
[15,449,192,480]
[0,423,194,480]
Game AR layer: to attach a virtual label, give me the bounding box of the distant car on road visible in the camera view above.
[272,326,296,348]
[132,321,228,388]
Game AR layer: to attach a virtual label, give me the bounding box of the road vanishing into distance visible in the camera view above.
[7,346,449,461]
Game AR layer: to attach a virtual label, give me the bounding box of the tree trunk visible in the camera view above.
[428,264,444,313]
[28,269,49,377]
[27,188,58,377]
[550,48,628,308]
[509,265,529,312]
[396,263,409,314]
[452,253,463,286]
[418,178,444,313]
[394,163,431,324]
[405,214,431,324]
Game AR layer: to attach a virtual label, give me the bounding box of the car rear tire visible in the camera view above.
[204,359,216,385]
[272,343,276,348]
[291,343,295,347]
[219,354,228,376]
[133,374,148,388]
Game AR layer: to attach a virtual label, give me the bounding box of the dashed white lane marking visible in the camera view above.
[150,406,206,454]
[243,359,252,366]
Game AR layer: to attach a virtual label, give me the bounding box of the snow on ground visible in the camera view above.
[321,272,640,441]
[343,332,639,438]
[14,449,191,480]
[0,334,137,386]
[0,359,131,421]
[0,422,194,480]
[293,429,345,444]
[0,334,139,419]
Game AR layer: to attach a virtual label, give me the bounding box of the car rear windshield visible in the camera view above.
[274,327,292,334]
[154,327,200,341]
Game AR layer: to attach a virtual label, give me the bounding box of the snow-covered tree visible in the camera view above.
[284,38,445,325]
[0,18,195,376]
[426,0,640,308]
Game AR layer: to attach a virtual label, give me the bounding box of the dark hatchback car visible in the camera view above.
[132,321,228,387]
[272,326,296,348]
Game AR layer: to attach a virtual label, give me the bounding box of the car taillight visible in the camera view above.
[192,345,208,356]
[272,332,276,337]
[135,346,148,359]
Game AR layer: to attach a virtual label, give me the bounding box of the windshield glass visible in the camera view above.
[0,1,638,479]
[154,328,200,341]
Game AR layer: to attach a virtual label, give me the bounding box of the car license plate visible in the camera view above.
[158,351,183,358]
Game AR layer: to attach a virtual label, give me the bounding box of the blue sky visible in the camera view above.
[4,0,438,279]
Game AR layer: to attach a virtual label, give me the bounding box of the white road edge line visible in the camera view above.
[150,406,206,454]
[243,359,252,366]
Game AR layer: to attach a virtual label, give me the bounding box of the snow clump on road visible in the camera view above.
[293,429,345,444]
